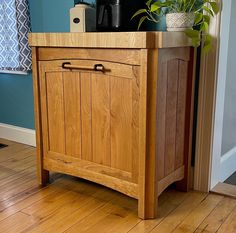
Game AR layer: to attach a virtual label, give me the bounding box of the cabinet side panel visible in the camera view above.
[81,73,93,161]
[91,74,111,166]
[63,72,82,158]
[132,67,140,183]
[110,77,132,172]
[46,72,66,154]
[164,59,179,176]
[32,48,49,185]
[156,61,168,180]
[175,61,188,169]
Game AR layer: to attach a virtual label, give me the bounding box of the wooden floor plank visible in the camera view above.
[0,180,66,222]
[0,143,30,161]
[194,197,236,233]
[0,212,36,233]
[128,190,189,233]
[1,140,236,233]
[0,178,38,203]
[64,194,137,233]
[172,194,223,233]
[107,213,142,233]
[0,138,16,145]
[0,166,36,187]
[217,203,236,233]
[150,191,208,233]
[42,192,113,233]
[26,188,117,233]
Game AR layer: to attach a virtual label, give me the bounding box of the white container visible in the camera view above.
[70,4,96,32]
[166,13,195,31]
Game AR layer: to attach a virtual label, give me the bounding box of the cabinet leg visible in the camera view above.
[38,169,50,187]
[138,195,158,219]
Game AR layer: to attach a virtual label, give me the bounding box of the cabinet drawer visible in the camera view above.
[37,48,141,65]
[39,59,139,80]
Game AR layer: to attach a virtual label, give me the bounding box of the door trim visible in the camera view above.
[193,0,222,192]
[210,0,234,189]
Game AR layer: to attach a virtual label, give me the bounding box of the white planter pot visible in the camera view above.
[166,13,195,31]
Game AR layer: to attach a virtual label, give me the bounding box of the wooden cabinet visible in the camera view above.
[29,32,195,219]
[39,59,140,197]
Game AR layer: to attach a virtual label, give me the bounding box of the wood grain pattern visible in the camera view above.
[3,141,235,232]
[40,59,136,80]
[44,157,138,199]
[172,194,223,233]
[63,72,81,158]
[131,67,140,183]
[46,72,66,154]
[176,48,195,192]
[38,59,142,192]
[217,202,236,233]
[38,48,141,65]
[29,32,192,49]
[175,61,188,169]
[80,73,93,162]
[45,151,132,182]
[211,182,236,198]
[32,41,195,220]
[157,166,184,196]
[156,59,168,181]
[164,59,179,176]
[195,197,236,233]
[91,73,111,166]
[151,191,207,233]
[138,49,159,219]
[138,49,148,219]
[31,48,49,185]
[111,77,132,172]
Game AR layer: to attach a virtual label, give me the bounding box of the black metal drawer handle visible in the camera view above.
[62,62,105,72]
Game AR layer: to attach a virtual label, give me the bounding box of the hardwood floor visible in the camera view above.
[0,139,236,233]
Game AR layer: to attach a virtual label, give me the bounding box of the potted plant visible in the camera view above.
[132,0,219,52]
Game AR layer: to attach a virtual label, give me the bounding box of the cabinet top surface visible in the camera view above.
[29,32,192,49]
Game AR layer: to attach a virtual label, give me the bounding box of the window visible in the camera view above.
[0,0,31,73]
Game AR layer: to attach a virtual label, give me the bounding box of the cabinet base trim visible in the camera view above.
[44,157,138,199]
[157,166,185,195]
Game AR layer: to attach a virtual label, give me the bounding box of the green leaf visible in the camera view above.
[146,0,153,8]
[150,4,161,12]
[203,42,212,53]
[195,12,203,24]
[204,35,212,46]
[137,16,147,30]
[200,21,209,32]
[209,2,219,14]
[203,15,210,24]
[131,9,147,20]
[202,34,213,52]
[185,29,200,38]
[202,6,214,16]
[151,1,165,6]
[192,38,201,47]
[152,8,162,15]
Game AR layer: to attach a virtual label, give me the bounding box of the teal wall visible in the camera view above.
[0,0,74,129]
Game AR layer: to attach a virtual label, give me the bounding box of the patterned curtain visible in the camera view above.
[0,0,31,72]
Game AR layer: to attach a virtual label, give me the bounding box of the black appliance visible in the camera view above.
[96,0,123,31]
[96,0,144,31]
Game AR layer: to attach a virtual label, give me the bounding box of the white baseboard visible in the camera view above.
[220,146,236,182]
[0,123,36,147]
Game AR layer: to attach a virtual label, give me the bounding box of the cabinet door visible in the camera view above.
[39,59,140,183]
